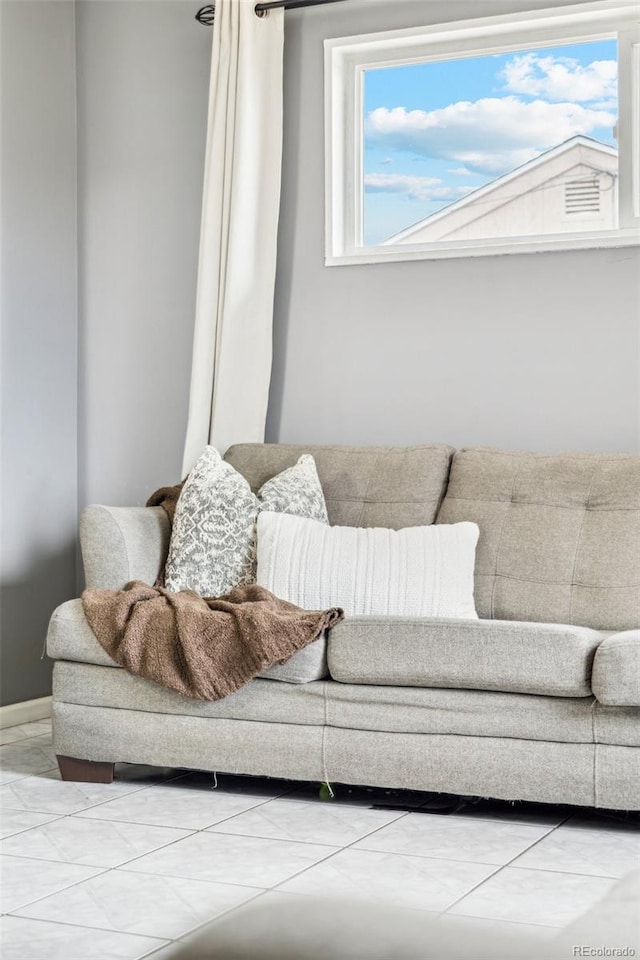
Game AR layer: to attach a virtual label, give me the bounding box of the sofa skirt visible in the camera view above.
[52,697,640,811]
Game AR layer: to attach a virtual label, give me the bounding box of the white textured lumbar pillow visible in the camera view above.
[256,512,479,618]
[165,447,328,598]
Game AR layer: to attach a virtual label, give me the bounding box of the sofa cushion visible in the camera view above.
[261,636,328,683]
[225,443,455,529]
[256,512,479,618]
[53,662,329,725]
[436,447,640,631]
[591,630,640,706]
[48,599,328,683]
[165,448,328,597]
[327,617,609,697]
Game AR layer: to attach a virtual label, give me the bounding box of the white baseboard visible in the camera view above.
[0,696,52,729]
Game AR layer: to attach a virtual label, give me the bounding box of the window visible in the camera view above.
[325,1,640,264]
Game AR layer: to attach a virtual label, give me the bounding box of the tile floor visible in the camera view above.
[0,718,638,959]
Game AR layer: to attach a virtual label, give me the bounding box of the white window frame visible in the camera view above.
[325,0,640,266]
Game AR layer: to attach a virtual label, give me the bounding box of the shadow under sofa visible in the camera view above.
[47,443,640,810]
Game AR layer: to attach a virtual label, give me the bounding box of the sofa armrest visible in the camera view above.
[591,630,640,706]
[80,505,170,590]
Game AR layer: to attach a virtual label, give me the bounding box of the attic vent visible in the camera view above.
[564,177,600,214]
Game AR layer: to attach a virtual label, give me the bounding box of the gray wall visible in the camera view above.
[268,0,640,451]
[1,0,638,707]
[1,1,78,706]
[76,1,210,509]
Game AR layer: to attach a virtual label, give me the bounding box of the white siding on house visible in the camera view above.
[388,139,617,245]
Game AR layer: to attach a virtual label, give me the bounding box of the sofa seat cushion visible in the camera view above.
[53,662,329,724]
[48,598,330,683]
[327,617,609,697]
[592,630,640,706]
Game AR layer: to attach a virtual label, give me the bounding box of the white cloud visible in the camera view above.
[501,53,617,102]
[365,97,615,174]
[364,173,458,201]
[447,167,474,176]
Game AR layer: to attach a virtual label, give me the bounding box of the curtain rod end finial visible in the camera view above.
[196,4,215,26]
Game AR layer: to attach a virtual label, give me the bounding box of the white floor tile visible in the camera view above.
[208,797,406,845]
[78,779,272,830]
[15,868,263,940]
[449,797,569,827]
[0,807,61,840]
[353,810,553,865]
[30,730,53,748]
[0,916,167,960]
[138,944,186,960]
[436,912,560,943]
[510,817,640,878]
[0,721,51,746]
[122,830,337,888]
[278,847,497,911]
[0,737,58,784]
[0,854,104,913]
[0,768,166,815]
[448,865,616,926]
[0,815,193,867]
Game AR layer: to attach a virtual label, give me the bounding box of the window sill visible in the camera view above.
[325,230,640,266]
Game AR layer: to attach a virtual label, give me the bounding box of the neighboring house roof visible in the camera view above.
[383,136,618,245]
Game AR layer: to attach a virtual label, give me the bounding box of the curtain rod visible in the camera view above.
[196,0,347,26]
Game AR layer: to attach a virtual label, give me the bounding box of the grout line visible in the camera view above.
[265,809,414,894]
[436,912,566,932]
[2,819,219,920]
[429,810,569,828]
[0,825,201,870]
[205,800,407,846]
[0,731,53,749]
[1,912,173,948]
[498,863,622,881]
[1,861,112,915]
[440,815,572,916]
[0,813,65,842]
[7,884,265,947]
[71,794,276,833]
[144,887,270,952]
[0,767,60,787]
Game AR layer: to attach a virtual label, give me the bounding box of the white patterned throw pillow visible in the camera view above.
[256,512,479,618]
[165,447,328,597]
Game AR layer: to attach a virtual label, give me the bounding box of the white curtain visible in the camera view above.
[182,0,284,475]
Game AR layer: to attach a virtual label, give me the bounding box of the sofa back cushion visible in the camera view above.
[225,444,454,529]
[436,447,640,631]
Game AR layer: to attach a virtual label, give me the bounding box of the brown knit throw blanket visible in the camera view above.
[83,581,344,701]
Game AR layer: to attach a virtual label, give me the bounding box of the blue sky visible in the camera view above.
[364,39,617,244]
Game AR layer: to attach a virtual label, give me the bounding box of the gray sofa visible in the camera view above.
[47,444,640,810]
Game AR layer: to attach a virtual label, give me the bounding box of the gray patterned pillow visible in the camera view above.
[165,447,328,597]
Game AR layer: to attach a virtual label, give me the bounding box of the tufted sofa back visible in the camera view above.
[436,447,640,631]
[224,443,454,529]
